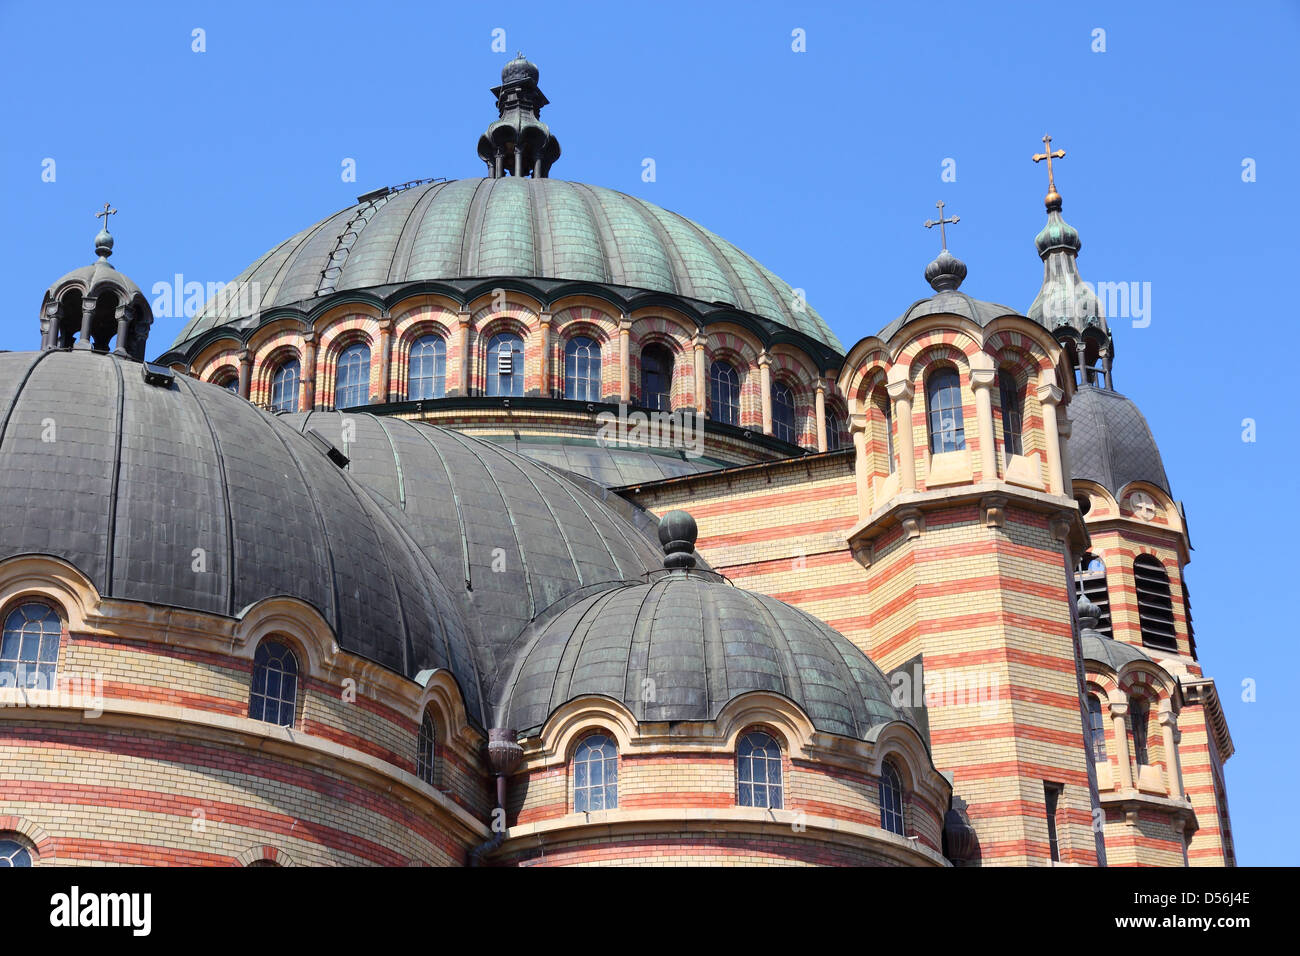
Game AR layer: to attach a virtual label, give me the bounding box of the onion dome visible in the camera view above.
[40,208,152,359]
[0,350,481,719]
[877,247,1022,340]
[492,511,914,738]
[1026,147,1106,339]
[1067,384,1171,496]
[924,248,968,292]
[501,52,539,86]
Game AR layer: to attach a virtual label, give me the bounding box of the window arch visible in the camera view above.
[736,731,783,808]
[925,367,965,453]
[486,333,524,397]
[873,389,896,473]
[213,369,239,392]
[572,733,618,812]
[416,709,437,786]
[710,360,741,426]
[1087,695,1107,762]
[408,335,446,401]
[772,381,797,443]
[641,344,674,411]
[564,336,602,401]
[879,759,906,835]
[1134,555,1177,650]
[998,367,1024,461]
[334,343,371,409]
[248,640,298,727]
[270,359,300,413]
[1,602,60,690]
[0,837,32,867]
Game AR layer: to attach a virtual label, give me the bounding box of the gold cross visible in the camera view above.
[95,202,117,229]
[1032,134,1066,195]
[924,200,959,250]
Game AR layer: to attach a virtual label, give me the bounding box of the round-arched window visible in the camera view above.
[710,360,741,426]
[417,710,437,786]
[487,333,524,397]
[772,381,797,443]
[925,367,965,454]
[335,343,371,409]
[879,759,906,835]
[736,731,783,808]
[409,336,446,401]
[0,838,32,867]
[641,344,674,411]
[572,733,618,812]
[564,336,602,401]
[248,640,298,727]
[270,359,300,413]
[1,603,60,690]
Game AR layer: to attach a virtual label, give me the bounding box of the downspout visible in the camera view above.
[469,728,522,867]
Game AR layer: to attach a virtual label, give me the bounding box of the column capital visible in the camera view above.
[886,377,914,402]
[1036,382,1064,406]
[457,310,472,327]
[969,367,997,390]
[538,310,553,326]
[815,378,827,395]
[1107,697,1129,717]
[1157,707,1179,729]
[758,350,772,368]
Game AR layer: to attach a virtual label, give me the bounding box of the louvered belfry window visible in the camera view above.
[1134,555,1177,650]
[1074,553,1113,637]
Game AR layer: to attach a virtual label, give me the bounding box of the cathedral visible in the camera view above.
[0,56,1234,867]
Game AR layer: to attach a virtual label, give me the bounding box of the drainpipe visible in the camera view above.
[469,728,522,867]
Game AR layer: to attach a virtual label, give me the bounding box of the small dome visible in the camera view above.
[495,571,912,738]
[1068,385,1171,496]
[924,248,967,292]
[1034,209,1082,257]
[502,52,539,85]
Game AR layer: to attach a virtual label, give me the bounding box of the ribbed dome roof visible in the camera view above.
[1081,633,1153,671]
[171,178,842,352]
[0,350,480,716]
[279,412,671,682]
[1068,385,1170,495]
[494,571,910,738]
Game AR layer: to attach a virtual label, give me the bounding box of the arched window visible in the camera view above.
[1134,555,1177,650]
[879,759,906,835]
[1087,695,1107,762]
[736,731,783,808]
[270,359,300,413]
[335,343,371,409]
[0,838,32,867]
[998,368,1024,460]
[1,603,60,690]
[408,336,446,401]
[825,410,844,452]
[875,390,896,473]
[215,371,239,392]
[641,344,674,411]
[416,710,437,786]
[564,336,602,401]
[772,381,797,443]
[248,640,298,727]
[572,733,618,812]
[1075,552,1113,636]
[710,360,741,426]
[925,367,965,453]
[486,333,524,397]
[1129,697,1150,766]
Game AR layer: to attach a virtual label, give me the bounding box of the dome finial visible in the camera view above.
[1032,134,1067,211]
[657,510,698,570]
[94,202,117,259]
[479,56,560,178]
[923,201,967,292]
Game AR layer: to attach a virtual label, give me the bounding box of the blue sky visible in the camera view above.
[2,0,1296,864]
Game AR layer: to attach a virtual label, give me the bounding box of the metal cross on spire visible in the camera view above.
[924,200,959,250]
[95,202,118,230]
[1032,134,1066,197]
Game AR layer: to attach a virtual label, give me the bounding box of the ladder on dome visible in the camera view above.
[315,177,448,299]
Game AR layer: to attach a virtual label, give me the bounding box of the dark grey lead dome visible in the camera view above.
[1068,385,1171,496]
[0,350,481,718]
[494,572,911,738]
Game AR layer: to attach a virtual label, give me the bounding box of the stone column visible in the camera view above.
[849,401,871,519]
[538,311,553,397]
[1158,706,1184,799]
[376,313,394,403]
[1037,381,1065,494]
[301,332,318,411]
[75,297,95,349]
[113,306,130,357]
[759,352,773,435]
[969,354,998,481]
[886,369,916,493]
[237,348,252,400]
[1108,694,1133,791]
[619,316,632,403]
[1076,340,1088,386]
[815,381,828,452]
[1057,408,1074,499]
[457,311,472,396]
[693,335,707,414]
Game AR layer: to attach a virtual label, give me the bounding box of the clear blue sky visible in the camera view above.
[2,0,1296,865]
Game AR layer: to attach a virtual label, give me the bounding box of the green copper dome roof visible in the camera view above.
[170,178,843,353]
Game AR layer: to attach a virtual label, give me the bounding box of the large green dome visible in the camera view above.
[170,177,843,353]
